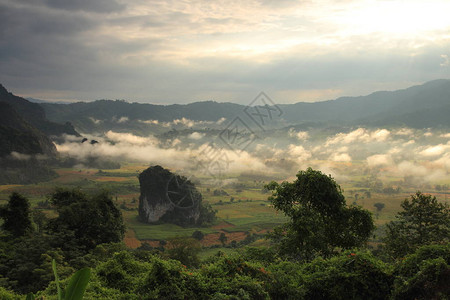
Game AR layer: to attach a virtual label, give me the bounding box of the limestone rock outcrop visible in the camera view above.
[138,165,202,226]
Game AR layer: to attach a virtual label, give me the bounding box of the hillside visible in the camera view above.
[0,102,58,184]
[40,80,450,132]
[0,102,57,157]
[0,84,79,137]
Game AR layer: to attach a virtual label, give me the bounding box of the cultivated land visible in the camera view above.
[1,161,449,257]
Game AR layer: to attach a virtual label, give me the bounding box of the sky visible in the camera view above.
[1,0,450,104]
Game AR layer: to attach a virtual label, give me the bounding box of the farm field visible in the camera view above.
[1,161,449,256]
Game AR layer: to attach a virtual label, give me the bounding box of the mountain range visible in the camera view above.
[39,79,450,133]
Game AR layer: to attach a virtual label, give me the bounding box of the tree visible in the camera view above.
[219,233,227,246]
[192,230,205,241]
[374,202,385,218]
[383,192,450,259]
[31,210,47,233]
[166,237,201,268]
[391,244,450,299]
[266,168,375,260]
[0,192,32,236]
[48,189,125,252]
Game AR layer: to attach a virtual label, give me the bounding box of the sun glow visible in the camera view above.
[332,0,450,37]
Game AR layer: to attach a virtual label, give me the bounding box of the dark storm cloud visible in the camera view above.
[0,0,101,87]
[0,2,97,38]
[45,0,125,13]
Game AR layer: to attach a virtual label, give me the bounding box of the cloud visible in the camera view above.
[188,132,205,140]
[371,129,390,142]
[403,140,415,146]
[117,116,129,123]
[216,117,226,125]
[367,154,393,167]
[396,160,447,183]
[105,131,158,146]
[395,128,414,136]
[53,126,450,186]
[397,161,428,177]
[287,145,312,163]
[330,152,352,162]
[325,128,391,146]
[441,54,450,67]
[45,0,125,13]
[10,151,31,160]
[289,128,309,140]
[89,117,102,124]
[173,118,195,127]
[433,152,450,171]
[1,0,450,103]
[419,144,449,157]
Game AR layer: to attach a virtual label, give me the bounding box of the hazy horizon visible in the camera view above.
[13,78,448,106]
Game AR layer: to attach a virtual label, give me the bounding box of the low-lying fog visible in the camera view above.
[55,121,450,188]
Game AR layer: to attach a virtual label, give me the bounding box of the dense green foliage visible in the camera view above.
[0,192,33,236]
[3,244,448,299]
[0,156,58,185]
[266,168,375,260]
[391,244,450,299]
[0,190,125,294]
[0,169,448,298]
[166,237,202,268]
[383,192,450,259]
[48,189,126,252]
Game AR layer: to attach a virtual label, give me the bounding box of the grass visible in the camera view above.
[131,222,219,240]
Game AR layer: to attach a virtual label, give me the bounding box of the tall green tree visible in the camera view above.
[383,192,450,259]
[48,189,125,252]
[0,192,32,236]
[266,168,375,260]
[166,237,201,268]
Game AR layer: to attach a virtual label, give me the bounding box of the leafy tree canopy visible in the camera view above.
[48,188,126,252]
[383,192,450,259]
[0,192,32,237]
[266,168,375,260]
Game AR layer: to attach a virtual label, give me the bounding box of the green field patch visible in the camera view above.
[223,214,287,232]
[130,221,218,240]
[95,171,139,177]
[95,176,131,182]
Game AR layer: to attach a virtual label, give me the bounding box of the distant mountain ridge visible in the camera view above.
[19,79,450,132]
[0,84,79,137]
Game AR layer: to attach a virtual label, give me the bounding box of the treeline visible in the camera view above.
[0,168,449,299]
[0,189,125,294]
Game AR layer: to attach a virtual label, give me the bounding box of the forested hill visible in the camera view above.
[39,79,450,130]
[0,102,57,157]
[0,84,79,137]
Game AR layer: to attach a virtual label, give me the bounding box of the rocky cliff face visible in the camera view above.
[138,166,201,226]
